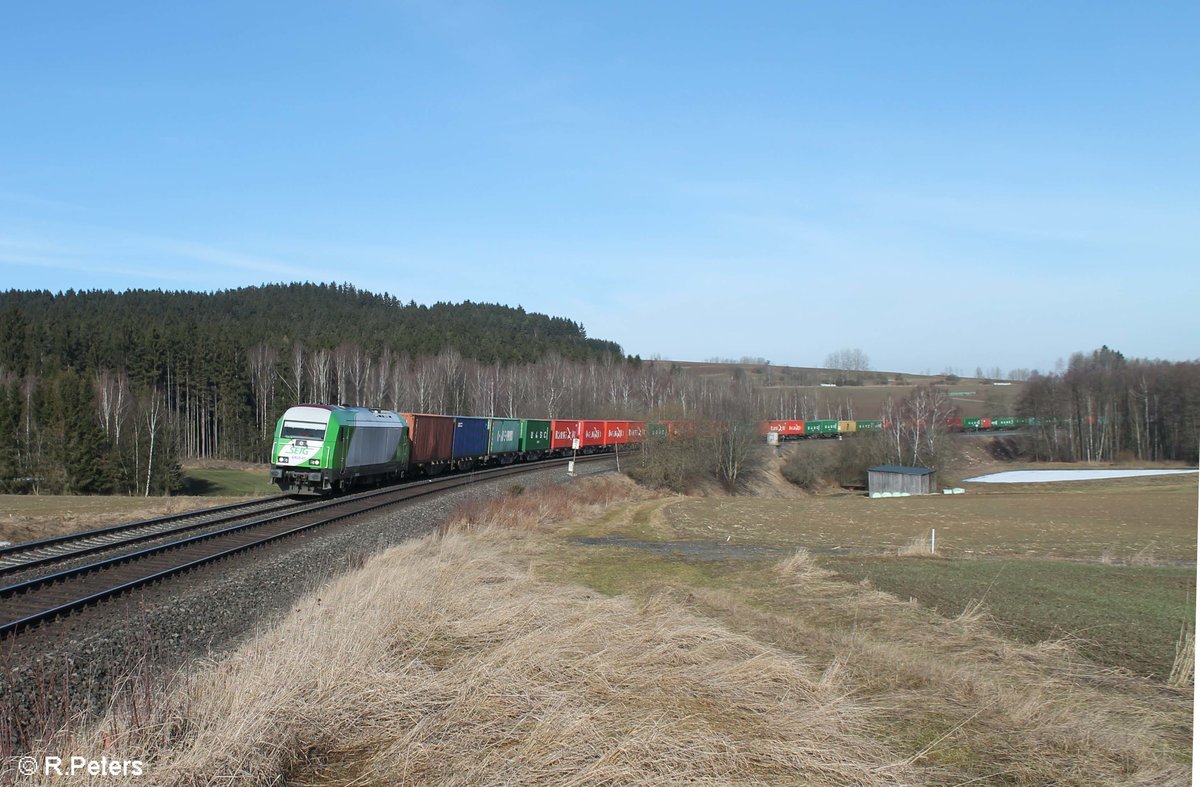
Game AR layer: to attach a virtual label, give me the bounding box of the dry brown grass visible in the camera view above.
[897,532,940,558]
[35,527,911,785]
[683,566,1192,784]
[1169,623,1195,689]
[28,476,1193,785]
[775,547,836,582]
[445,473,661,533]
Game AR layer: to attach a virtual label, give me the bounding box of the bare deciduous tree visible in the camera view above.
[824,348,871,372]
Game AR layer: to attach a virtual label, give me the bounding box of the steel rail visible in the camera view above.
[0,454,611,637]
[0,495,289,558]
[0,497,309,578]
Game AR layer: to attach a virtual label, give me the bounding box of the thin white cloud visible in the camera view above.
[0,225,295,286]
[147,239,294,276]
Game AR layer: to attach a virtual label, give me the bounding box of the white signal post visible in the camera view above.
[569,437,580,476]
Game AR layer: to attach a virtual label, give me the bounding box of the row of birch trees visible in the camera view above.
[1017,347,1199,463]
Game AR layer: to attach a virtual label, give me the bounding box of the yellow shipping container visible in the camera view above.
[838,420,857,433]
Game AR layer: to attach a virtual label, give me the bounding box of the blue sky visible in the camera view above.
[1,1,1196,374]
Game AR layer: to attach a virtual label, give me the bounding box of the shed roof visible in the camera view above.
[868,465,935,476]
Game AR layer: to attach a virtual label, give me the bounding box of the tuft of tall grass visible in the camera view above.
[775,548,835,582]
[897,532,939,558]
[1168,622,1194,688]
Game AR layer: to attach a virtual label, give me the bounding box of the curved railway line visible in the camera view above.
[0,496,305,578]
[0,455,609,638]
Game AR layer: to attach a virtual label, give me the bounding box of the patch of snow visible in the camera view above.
[963,469,1198,483]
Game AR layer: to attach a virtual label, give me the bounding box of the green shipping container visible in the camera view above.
[805,420,839,436]
[519,419,551,452]
[856,420,883,431]
[992,417,1016,429]
[489,418,521,454]
[648,422,669,438]
[963,417,983,429]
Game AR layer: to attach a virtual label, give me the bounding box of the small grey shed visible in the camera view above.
[868,465,936,496]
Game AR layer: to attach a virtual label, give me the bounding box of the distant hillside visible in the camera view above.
[650,360,1026,419]
[0,282,622,376]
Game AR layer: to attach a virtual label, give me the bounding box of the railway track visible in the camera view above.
[0,455,609,638]
[0,496,305,579]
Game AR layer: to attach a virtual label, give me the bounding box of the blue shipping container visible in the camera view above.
[452,417,490,459]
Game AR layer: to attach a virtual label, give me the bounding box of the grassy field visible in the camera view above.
[179,464,275,497]
[0,463,274,544]
[664,472,1197,562]
[0,494,252,544]
[552,473,1197,682]
[45,476,1192,784]
[829,558,1193,678]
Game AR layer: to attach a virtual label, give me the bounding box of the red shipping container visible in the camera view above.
[578,420,605,447]
[980,418,992,429]
[399,413,455,463]
[945,417,963,431]
[605,421,629,445]
[550,419,580,450]
[760,420,805,435]
[627,422,647,442]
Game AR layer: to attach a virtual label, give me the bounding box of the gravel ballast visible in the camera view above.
[0,459,616,749]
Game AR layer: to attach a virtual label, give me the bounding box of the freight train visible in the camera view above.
[271,404,1054,495]
[759,415,1053,441]
[270,404,671,495]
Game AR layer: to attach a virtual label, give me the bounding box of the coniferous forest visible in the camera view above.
[0,283,626,494]
[0,284,1196,496]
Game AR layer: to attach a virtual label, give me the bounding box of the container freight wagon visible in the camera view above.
[271,405,409,495]
[452,416,491,465]
[401,413,456,471]
[605,421,629,445]
[668,421,695,439]
[627,422,647,442]
[805,420,840,437]
[761,420,806,438]
[521,419,551,455]
[648,422,669,439]
[856,420,883,432]
[488,418,522,461]
[550,419,580,451]
[578,420,606,450]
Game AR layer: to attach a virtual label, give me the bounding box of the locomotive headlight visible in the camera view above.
[278,456,289,464]
[309,459,320,466]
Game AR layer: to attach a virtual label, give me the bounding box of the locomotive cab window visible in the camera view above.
[282,421,326,440]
